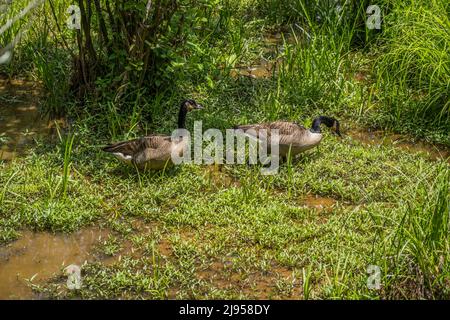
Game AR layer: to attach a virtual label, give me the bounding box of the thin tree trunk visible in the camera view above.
[77,0,97,63]
[93,0,110,53]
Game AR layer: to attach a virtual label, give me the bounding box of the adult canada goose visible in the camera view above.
[234,116,341,160]
[102,99,203,170]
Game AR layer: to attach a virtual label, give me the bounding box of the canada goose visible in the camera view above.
[102,99,203,170]
[234,116,341,160]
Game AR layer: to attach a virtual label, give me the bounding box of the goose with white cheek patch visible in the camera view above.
[102,99,203,170]
[234,116,341,161]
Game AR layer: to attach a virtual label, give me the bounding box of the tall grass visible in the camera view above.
[256,0,373,45]
[381,164,450,298]
[0,0,72,115]
[61,132,75,198]
[275,16,356,117]
[0,171,18,206]
[374,0,450,124]
[302,266,312,299]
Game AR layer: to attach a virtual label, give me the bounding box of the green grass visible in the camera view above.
[1,0,449,300]
[1,113,448,298]
[374,0,450,120]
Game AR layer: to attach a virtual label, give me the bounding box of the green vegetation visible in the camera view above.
[0,0,449,299]
[373,0,450,139]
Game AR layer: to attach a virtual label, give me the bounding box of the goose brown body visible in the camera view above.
[235,116,340,158]
[102,135,187,170]
[102,99,203,170]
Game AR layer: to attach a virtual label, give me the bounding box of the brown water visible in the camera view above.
[230,59,275,79]
[0,78,61,160]
[348,129,450,162]
[302,194,337,211]
[263,32,296,47]
[230,32,294,79]
[196,259,295,299]
[0,227,109,299]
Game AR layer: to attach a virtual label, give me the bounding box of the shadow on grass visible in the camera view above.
[107,162,182,181]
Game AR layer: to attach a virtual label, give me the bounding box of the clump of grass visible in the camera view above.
[33,48,71,117]
[0,171,18,206]
[99,235,122,257]
[381,164,450,298]
[302,266,312,299]
[374,0,450,124]
[61,132,75,198]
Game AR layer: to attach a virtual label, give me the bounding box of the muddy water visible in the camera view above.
[230,59,275,79]
[0,78,60,160]
[0,227,109,299]
[230,33,295,79]
[348,129,450,162]
[302,194,337,211]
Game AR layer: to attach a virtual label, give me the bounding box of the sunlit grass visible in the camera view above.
[1,0,449,300]
[374,0,450,127]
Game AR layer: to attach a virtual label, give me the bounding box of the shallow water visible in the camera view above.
[348,129,450,162]
[302,194,337,211]
[229,32,294,79]
[0,227,109,299]
[230,59,275,79]
[0,78,62,160]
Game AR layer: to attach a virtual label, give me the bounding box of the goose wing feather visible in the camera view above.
[133,136,175,165]
[235,121,308,144]
[103,135,173,159]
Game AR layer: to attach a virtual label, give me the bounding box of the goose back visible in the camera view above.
[103,135,187,170]
[235,121,323,156]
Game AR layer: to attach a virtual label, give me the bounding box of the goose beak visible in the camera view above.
[194,104,204,110]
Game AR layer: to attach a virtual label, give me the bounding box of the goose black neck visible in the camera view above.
[178,103,188,129]
[310,116,335,133]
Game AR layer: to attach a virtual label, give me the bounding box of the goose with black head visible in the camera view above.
[234,116,341,160]
[102,99,203,170]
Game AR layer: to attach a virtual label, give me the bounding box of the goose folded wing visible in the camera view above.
[102,138,142,156]
[235,121,305,141]
[268,121,305,135]
[132,135,174,165]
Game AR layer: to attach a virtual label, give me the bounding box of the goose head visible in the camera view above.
[182,99,204,112]
[311,116,342,137]
[330,118,341,137]
[178,99,204,129]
